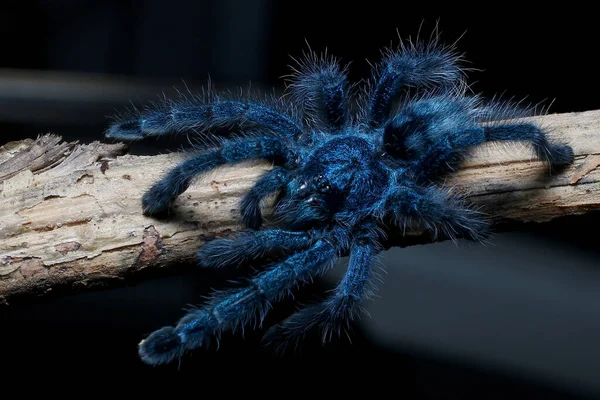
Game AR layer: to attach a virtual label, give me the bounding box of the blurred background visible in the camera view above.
[1,1,600,398]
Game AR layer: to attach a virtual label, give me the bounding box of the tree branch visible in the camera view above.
[1,110,599,305]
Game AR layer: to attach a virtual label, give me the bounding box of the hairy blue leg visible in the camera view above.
[262,229,379,351]
[288,53,350,132]
[239,168,290,229]
[406,127,484,183]
[366,42,463,127]
[196,229,316,269]
[382,183,489,242]
[484,123,574,166]
[105,100,304,141]
[142,137,291,215]
[408,123,574,183]
[138,236,342,366]
[380,95,476,161]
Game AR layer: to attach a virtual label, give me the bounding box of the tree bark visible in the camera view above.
[1,110,600,305]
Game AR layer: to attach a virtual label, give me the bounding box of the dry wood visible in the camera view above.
[1,109,600,305]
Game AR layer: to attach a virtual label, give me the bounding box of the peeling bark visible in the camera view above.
[1,109,600,304]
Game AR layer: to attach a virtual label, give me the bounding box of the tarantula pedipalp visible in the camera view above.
[105,34,574,366]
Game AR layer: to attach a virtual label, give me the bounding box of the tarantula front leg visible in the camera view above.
[262,225,380,351]
[408,122,574,183]
[137,233,344,366]
[105,99,304,141]
[141,137,292,215]
[287,51,351,132]
[196,228,317,269]
[366,41,464,127]
[239,167,290,229]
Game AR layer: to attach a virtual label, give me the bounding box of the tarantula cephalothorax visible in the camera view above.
[105,34,574,366]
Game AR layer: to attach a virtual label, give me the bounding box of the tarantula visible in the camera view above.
[105,34,574,366]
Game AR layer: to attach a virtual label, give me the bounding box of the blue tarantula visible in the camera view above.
[105,34,574,366]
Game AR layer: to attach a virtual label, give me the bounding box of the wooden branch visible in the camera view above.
[2,110,600,305]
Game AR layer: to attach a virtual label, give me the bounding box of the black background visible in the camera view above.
[1,2,600,398]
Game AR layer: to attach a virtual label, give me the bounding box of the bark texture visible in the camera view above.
[1,109,599,305]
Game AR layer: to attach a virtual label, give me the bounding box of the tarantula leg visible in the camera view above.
[262,234,378,351]
[137,237,341,366]
[141,137,291,215]
[484,123,574,167]
[287,51,350,132]
[406,127,484,182]
[105,99,304,141]
[383,183,490,243]
[410,123,574,183]
[366,40,463,127]
[239,168,290,229]
[196,229,316,269]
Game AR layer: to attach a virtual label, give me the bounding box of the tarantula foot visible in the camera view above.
[141,194,172,216]
[548,144,575,167]
[138,327,182,366]
[105,120,145,141]
[141,183,181,216]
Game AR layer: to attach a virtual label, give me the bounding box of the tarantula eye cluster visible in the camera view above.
[105,31,574,367]
[315,175,331,193]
